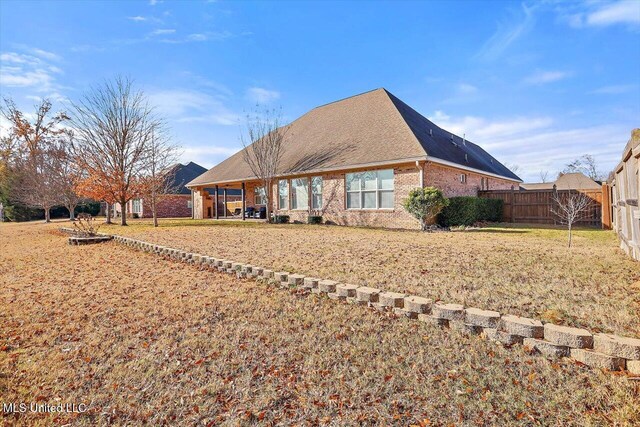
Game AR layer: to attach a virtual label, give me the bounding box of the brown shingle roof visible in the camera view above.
[520,172,601,191]
[188,88,520,186]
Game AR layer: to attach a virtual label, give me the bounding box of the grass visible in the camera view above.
[101,218,640,337]
[1,221,639,425]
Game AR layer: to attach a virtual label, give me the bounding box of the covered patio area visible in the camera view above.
[190,180,266,220]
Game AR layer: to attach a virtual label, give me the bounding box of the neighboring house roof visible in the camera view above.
[520,172,601,191]
[165,162,208,194]
[188,88,521,187]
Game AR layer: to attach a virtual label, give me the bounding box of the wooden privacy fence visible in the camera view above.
[479,187,607,227]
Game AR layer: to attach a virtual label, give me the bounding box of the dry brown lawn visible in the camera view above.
[0,221,639,426]
[104,219,640,337]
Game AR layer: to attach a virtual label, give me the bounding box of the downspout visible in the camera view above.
[416,160,424,188]
[191,189,194,220]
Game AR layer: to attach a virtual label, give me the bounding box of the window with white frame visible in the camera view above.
[291,178,309,210]
[278,180,289,209]
[460,173,467,184]
[187,200,193,209]
[311,176,323,210]
[346,169,394,209]
[132,199,142,214]
[254,186,266,205]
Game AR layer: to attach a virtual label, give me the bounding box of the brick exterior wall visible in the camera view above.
[423,162,516,197]
[191,162,519,229]
[116,195,194,218]
[141,195,192,218]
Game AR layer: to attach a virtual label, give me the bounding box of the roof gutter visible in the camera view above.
[186,156,427,188]
[187,155,521,188]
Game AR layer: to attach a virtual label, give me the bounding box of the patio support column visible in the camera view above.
[223,188,227,218]
[241,182,246,221]
[215,185,219,220]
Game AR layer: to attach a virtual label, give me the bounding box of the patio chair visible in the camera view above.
[232,208,242,217]
[256,206,267,219]
[244,207,256,218]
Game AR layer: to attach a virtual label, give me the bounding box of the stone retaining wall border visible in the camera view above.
[108,234,640,376]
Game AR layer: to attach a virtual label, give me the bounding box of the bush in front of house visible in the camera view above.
[307,215,322,224]
[403,187,449,231]
[438,197,503,227]
[274,215,290,224]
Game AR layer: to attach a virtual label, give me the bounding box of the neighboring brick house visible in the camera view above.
[116,162,207,219]
[187,88,521,229]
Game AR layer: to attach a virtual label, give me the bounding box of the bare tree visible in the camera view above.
[51,139,82,220]
[551,190,593,248]
[241,107,288,221]
[70,76,159,226]
[1,98,68,222]
[563,154,603,181]
[539,170,550,183]
[140,127,179,227]
[506,163,522,175]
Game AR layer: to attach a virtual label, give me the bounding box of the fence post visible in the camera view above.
[601,183,612,230]
[552,184,558,225]
[510,185,515,223]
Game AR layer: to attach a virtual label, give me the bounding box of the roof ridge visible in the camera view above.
[379,89,430,157]
[311,87,385,111]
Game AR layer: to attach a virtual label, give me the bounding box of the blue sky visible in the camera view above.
[1,0,639,181]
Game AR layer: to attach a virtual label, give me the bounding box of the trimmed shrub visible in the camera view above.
[274,215,290,224]
[308,215,323,224]
[403,187,449,231]
[438,197,503,227]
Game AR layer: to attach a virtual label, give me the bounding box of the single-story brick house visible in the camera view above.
[116,161,207,218]
[187,88,521,229]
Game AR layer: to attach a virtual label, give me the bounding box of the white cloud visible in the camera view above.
[524,70,571,85]
[590,84,638,94]
[245,87,281,104]
[128,16,147,22]
[457,83,478,95]
[0,49,63,93]
[475,3,537,61]
[427,110,627,181]
[150,28,176,36]
[587,1,640,27]
[148,89,240,126]
[29,48,60,61]
[149,0,162,5]
[187,33,208,41]
[565,1,640,29]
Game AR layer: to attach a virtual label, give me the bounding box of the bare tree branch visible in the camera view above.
[551,190,594,247]
[70,76,162,226]
[240,106,288,221]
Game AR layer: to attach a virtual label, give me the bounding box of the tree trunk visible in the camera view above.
[120,200,128,226]
[265,179,272,222]
[44,207,50,223]
[152,192,158,228]
[568,223,572,248]
[68,204,76,221]
[105,202,112,224]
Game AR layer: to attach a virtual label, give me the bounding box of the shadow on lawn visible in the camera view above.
[467,229,529,234]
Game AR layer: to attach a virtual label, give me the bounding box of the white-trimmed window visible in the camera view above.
[460,173,467,184]
[132,199,142,214]
[291,178,309,210]
[187,200,193,209]
[278,179,289,210]
[346,169,394,209]
[254,186,266,205]
[311,176,323,210]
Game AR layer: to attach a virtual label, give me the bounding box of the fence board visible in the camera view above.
[479,188,603,227]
